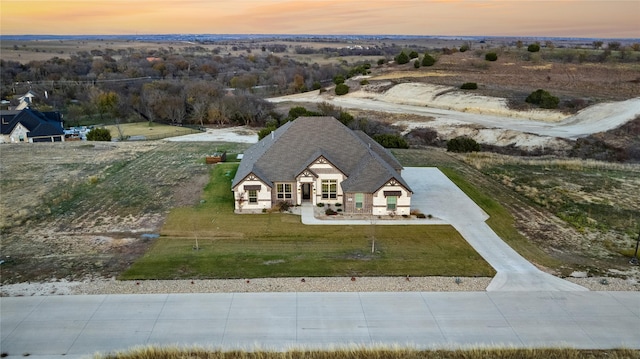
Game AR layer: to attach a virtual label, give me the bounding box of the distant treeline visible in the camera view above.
[0,46,352,127]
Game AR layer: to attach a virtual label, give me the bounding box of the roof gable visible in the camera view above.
[231,116,410,193]
[232,171,271,190]
[0,109,63,136]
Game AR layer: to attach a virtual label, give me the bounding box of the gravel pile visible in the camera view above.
[1,276,637,297]
[73,277,491,295]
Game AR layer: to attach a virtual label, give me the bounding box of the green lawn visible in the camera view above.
[104,122,200,140]
[121,163,494,279]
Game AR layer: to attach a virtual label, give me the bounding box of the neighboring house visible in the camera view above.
[231,116,412,215]
[15,90,38,110]
[0,108,65,143]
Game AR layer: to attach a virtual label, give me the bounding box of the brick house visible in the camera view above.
[0,108,65,143]
[231,116,412,215]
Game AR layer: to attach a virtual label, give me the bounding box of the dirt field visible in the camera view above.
[0,141,249,284]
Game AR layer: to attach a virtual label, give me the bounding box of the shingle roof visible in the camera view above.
[0,108,63,137]
[232,116,411,194]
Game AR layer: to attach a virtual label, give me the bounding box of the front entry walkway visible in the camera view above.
[300,167,587,292]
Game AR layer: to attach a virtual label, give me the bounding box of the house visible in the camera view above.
[0,108,65,143]
[15,90,38,110]
[231,116,412,215]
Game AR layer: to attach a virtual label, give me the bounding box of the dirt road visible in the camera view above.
[269,84,640,141]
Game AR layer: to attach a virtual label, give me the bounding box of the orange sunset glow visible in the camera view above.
[1,0,638,38]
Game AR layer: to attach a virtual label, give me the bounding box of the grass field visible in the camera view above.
[101,346,640,359]
[121,163,494,280]
[461,153,640,261]
[103,122,200,140]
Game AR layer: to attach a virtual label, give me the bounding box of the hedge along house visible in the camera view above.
[231,116,412,215]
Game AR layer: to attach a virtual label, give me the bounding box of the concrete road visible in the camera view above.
[2,291,638,358]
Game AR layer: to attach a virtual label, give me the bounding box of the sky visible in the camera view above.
[1,1,638,38]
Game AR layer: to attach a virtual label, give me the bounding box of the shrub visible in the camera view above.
[312,81,322,90]
[421,53,436,66]
[540,96,560,109]
[287,106,320,120]
[360,79,369,85]
[317,203,325,207]
[447,136,481,153]
[459,44,470,52]
[485,52,498,61]
[272,201,291,212]
[333,75,345,85]
[377,58,386,65]
[347,64,371,77]
[527,44,541,52]
[338,111,354,126]
[413,60,420,69]
[396,51,409,64]
[86,128,111,141]
[409,51,419,59]
[526,89,560,109]
[335,83,349,96]
[405,128,439,146]
[372,133,409,149]
[325,208,338,215]
[442,47,456,55]
[257,127,275,140]
[460,82,478,90]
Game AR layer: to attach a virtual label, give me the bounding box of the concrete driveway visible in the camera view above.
[402,167,587,291]
[302,167,587,291]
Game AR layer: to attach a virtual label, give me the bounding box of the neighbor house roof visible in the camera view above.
[232,116,411,194]
[0,108,64,137]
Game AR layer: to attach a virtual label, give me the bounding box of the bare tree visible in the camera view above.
[185,81,223,126]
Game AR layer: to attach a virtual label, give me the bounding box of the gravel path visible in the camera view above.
[1,276,637,297]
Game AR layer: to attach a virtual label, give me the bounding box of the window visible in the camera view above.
[321,179,337,199]
[248,190,257,203]
[276,183,292,199]
[386,196,397,210]
[355,193,364,210]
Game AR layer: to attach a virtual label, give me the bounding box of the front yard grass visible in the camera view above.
[121,163,494,280]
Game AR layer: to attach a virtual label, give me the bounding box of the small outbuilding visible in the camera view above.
[206,151,227,164]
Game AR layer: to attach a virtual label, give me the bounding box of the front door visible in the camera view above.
[302,183,311,200]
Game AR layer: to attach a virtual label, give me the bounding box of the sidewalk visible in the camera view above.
[2,291,638,358]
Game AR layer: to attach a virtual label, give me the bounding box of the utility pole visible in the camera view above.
[630,229,639,265]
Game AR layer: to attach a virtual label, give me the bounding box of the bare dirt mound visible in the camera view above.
[368,82,567,122]
[269,84,640,150]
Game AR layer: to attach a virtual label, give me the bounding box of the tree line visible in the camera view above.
[0,47,349,127]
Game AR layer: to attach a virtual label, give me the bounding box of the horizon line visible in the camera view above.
[1,33,638,41]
